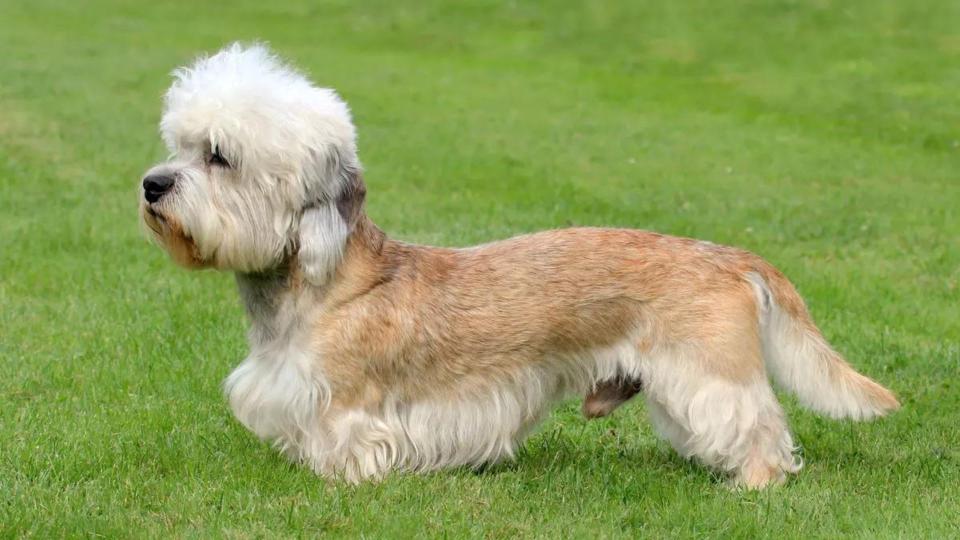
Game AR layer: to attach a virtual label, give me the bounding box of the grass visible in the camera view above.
[1,0,958,537]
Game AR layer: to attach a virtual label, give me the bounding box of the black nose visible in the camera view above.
[142,174,175,203]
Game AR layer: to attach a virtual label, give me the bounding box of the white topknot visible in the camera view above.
[159,42,357,180]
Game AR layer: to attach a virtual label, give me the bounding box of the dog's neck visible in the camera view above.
[235,212,391,346]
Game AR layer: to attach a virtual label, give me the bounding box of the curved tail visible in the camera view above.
[746,264,900,420]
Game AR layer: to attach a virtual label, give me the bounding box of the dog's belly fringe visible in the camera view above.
[225,334,645,483]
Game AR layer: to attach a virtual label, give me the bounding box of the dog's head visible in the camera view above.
[139,43,362,282]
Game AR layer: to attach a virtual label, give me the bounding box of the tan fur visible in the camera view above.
[141,206,208,268]
[315,216,772,409]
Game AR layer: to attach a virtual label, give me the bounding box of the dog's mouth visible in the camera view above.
[141,205,209,269]
[144,206,166,232]
[142,205,174,242]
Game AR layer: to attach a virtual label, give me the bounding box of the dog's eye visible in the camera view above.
[209,147,230,167]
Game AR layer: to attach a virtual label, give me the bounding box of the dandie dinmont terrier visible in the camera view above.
[139,43,899,488]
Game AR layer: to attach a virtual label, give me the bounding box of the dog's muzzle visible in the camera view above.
[142,173,175,203]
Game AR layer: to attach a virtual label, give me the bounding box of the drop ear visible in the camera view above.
[297,201,349,285]
[297,168,366,285]
[334,168,366,230]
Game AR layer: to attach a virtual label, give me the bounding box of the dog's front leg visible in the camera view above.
[303,408,401,483]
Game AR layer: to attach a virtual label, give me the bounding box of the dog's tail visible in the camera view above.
[746,264,899,420]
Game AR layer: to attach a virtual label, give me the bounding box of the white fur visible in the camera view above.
[224,334,593,481]
[639,350,801,484]
[298,202,350,285]
[146,43,358,277]
[224,344,327,445]
[221,311,637,481]
[748,272,890,420]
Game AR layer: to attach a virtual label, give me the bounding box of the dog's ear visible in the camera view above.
[298,201,348,285]
[297,160,365,285]
[334,168,366,230]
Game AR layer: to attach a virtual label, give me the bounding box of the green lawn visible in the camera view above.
[2,0,958,537]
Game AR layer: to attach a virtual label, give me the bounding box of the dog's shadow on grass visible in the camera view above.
[448,410,905,494]
[450,418,731,493]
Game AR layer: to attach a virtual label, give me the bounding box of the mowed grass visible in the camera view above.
[1,0,958,537]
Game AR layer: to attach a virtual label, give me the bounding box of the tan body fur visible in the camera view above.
[322,217,764,409]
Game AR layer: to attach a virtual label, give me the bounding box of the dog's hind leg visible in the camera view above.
[644,372,800,489]
[640,294,801,488]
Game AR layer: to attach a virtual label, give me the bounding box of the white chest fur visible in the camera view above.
[227,273,330,452]
[224,343,328,447]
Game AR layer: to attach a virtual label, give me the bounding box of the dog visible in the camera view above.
[139,43,899,488]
